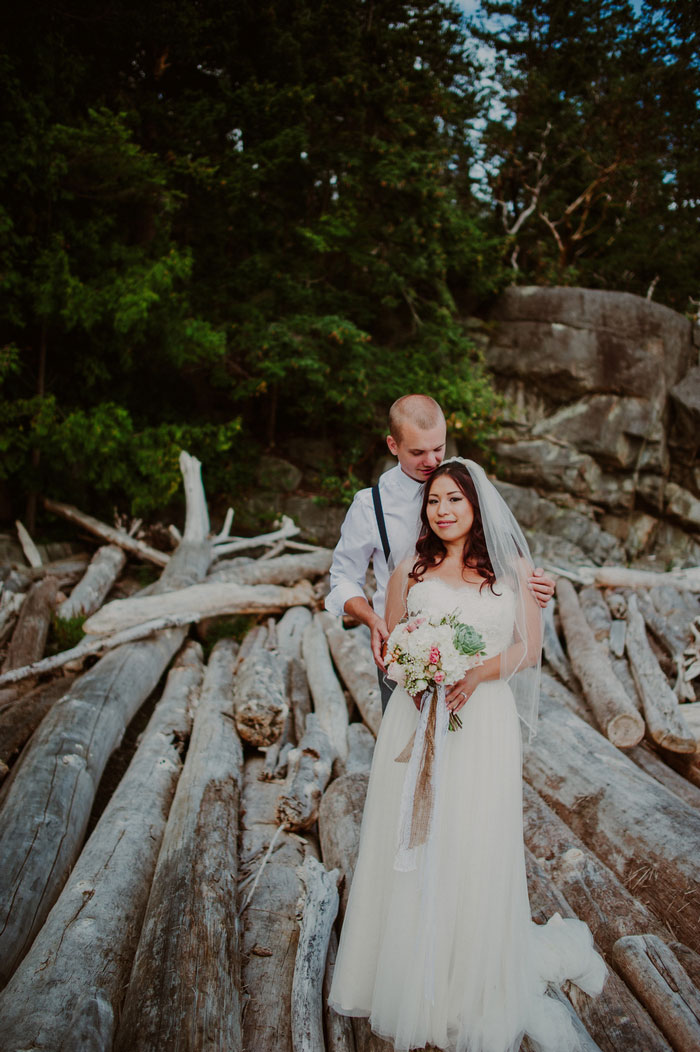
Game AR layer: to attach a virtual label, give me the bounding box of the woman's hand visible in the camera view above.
[445,667,484,713]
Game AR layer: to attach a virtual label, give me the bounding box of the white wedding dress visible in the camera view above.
[329,578,606,1052]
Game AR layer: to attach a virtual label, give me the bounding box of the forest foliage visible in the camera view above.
[1,0,697,521]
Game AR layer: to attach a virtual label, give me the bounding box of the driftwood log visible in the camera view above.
[624,594,696,753]
[0,453,212,986]
[556,579,644,747]
[542,601,578,692]
[209,550,332,587]
[303,615,349,762]
[343,723,375,775]
[633,590,695,701]
[44,497,169,567]
[56,543,127,620]
[524,691,700,955]
[525,851,670,1052]
[291,855,340,1052]
[323,930,356,1052]
[8,552,91,589]
[318,771,369,922]
[578,586,612,642]
[83,578,315,635]
[0,643,202,1052]
[114,640,244,1052]
[15,518,42,567]
[626,740,700,810]
[0,675,75,779]
[0,588,24,643]
[237,756,310,1052]
[233,647,288,747]
[582,566,700,592]
[2,574,58,672]
[612,934,700,1052]
[277,714,334,832]
[319,613,382,737]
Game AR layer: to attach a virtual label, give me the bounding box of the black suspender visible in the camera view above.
[371,484,391,563]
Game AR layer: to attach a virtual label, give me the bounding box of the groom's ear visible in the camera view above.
[387,434,399,457]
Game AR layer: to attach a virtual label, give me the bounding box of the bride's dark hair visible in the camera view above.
[409,461,498,593]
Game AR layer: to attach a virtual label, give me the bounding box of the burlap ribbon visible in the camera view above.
[394,687,439,850]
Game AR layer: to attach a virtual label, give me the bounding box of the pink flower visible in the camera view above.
[434,671,445,683]
[429,647,440,664]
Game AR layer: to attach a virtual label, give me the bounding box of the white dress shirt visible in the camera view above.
[325,464,424,619]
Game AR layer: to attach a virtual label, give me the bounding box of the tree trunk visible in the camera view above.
[208,550,332,587]
[56,544,127,620]
[43,498,169,567]
[84,578,315,635]
[290,855,340,1052]
[233,647,288,747]
[0,675,75,778]
[523,691,700,955]
[0,642,202,1051]
[556,579,644,747]
[318,771,369,922]
[2,575,58,672]
[277,714,334,832]
[624,594,696,753]
[612,934,700,1052]
[114,640,244,1052]
[303,615,349,762]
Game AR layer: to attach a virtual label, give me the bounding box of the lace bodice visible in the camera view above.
[406,578,516,660]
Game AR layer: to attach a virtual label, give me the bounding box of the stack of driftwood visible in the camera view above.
[0,452,699,1052]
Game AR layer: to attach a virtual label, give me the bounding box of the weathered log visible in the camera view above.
[0,643,202,1052]
[15,518,42,567]
[0,454,213,985]
[277,714,334,832]
[633,590,695,701]
[0,589,24,643]
[43,497,169,567]
[612,935,700,1052]
[8,552,91,589]
[344,722,375,775]
[627,740,700,810]
[303,615,349,762]
[525,850,671,1052]
[682,701,700,739]
[318,612,381,738]
[2,575,58,672]
[585,566,700,592]
[609,619,626,657]
[625,594,696,753]
[351,1019,395,1052]
[556,579,644,747]
[233,647,288,747]
[276,605,312,661]
[291,855,340,1052]
[579,586,612,642]
[542,601,578,692]
[290,655,313,744]
[0,611,200,688]
[209,550,333,587]
[56,544,126,620]
[524,691,700,955]
[318,771,369,922]
[237,755,310,1052]
[83,577,315,635]
[212,514,300,558]
[671,942,700,991]
[323,930,356,1052]
[114,640,243,1052]
[0,675,75,777]
[261,707,295,781]
[523,783,669,957]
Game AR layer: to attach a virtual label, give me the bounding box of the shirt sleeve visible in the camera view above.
[325,492,378,618]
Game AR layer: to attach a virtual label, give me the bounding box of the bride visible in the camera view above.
[329,458,606,1052]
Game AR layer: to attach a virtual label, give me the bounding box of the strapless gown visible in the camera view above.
[329,578,606,1052]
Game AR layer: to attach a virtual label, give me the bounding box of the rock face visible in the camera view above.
[481,286,700,565]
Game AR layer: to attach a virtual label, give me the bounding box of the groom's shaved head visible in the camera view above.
[389,395,445,442]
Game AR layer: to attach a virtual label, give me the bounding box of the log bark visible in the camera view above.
[625,594,697,753]
[626,740,700,811]
[83,578,315,635]
[277,714,334,832]
[351,1020,394,1052]
[238,756,309,1052]
[276,605,312,663]
[344,722,375,775]
[0,458,213,986]
[612,934,700,1052]
[208,550,332,587]
[318,612,381,737]
[303,615,349,762]
[233,647,288,747]
[523,691,700,955]
[579,586,612,642]
[0,675,75,777]
[318,771,369,922]
[323,930,356,1052]
[43,497,169,567]
[289,655,313,744]
[2,575,58,671]
[0,643,202,1052]
[56,544,127,620]
[114,640,244,1052]
[525,850,672,1052]
[291,855,340,1052]
[556,579,644,747]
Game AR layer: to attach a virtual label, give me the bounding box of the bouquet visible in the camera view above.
[384,611,486,731]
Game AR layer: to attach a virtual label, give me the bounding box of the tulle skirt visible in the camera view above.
[329,679,606,1052]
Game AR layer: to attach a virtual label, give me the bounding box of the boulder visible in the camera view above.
[493,438,603,499]
[664,483,700,531]
[257,456,303,493]
[669,365,700,457]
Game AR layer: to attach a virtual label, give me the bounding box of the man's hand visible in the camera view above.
[529,567,555,608]
[371,617,390,672]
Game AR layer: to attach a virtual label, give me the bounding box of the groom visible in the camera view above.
[325,394,555,711]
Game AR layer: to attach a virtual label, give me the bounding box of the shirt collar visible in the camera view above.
[386,462,423,499]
